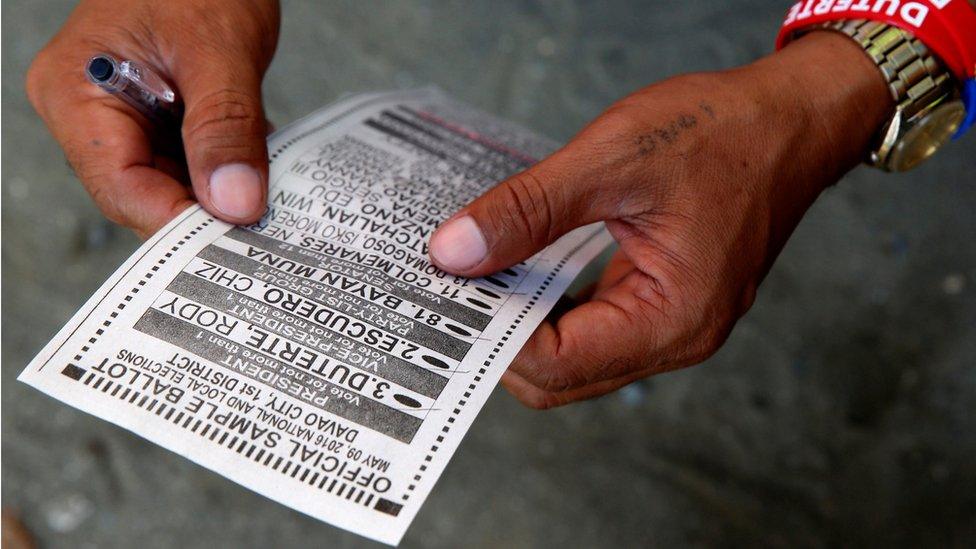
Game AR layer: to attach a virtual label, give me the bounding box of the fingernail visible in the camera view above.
[430,215,488,271]
[209,163,263,219]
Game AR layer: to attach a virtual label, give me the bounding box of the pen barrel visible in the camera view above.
[86,54,182,126]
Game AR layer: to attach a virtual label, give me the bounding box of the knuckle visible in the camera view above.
[682,309,735,365]
[512,386,565,410]
[183,89,264,147]
[493,171,555,246]
[536,368,580,393]
[589,101,665,161]
[525,360,590,393]
[598,101,645,134]
[25,51,53,109]
[87,182,129,227]
[637,276,738,369]
[517,388,560,410]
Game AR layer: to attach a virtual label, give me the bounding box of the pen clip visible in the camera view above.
[119,59,176,104]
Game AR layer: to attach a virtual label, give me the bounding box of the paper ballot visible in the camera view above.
[20,89,612,545]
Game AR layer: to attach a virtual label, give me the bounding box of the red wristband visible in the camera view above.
[776,0,976,136]
[775,0,976,81]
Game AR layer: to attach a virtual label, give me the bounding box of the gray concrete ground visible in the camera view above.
[4,1,976,547]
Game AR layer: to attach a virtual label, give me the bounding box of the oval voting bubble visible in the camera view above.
[394,394,422,408]
[466,297,491,310]
[422,354,449,369]
[484,276,509,288]
[445,323,472,337]
[503,268,518,277]
[475,286,500,299]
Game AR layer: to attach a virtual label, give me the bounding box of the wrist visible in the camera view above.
[751,30,893,183]
[691,30,896,257]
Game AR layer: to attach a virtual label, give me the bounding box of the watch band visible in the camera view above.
[815,19,959,169]
[821,19,955,121]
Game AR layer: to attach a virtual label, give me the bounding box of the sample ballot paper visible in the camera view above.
[21,89,611,545]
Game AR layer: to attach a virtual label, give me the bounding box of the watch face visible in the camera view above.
[889,101,966,171]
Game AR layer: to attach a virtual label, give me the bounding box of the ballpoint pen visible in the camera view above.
[86,53,182,125]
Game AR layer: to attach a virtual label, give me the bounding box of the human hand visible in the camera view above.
[27,0,280,239]
[428,32,893,408]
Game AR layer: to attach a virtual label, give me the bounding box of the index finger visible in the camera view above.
[29,61,195,238]
[509,268,698,394]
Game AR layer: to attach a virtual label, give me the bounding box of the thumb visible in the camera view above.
[429,145,612,277]
[178,53,270,224]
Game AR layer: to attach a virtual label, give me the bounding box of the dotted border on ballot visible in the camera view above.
[70,218,214,365]
[400,254,573,502]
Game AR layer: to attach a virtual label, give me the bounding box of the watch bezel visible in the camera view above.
[885,99,966,171]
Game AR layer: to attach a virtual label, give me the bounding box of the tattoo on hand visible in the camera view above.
[634,101,715,155]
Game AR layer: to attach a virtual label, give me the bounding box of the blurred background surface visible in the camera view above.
[3,1,975,547]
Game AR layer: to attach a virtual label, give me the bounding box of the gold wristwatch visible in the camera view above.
[817,19,966,172]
